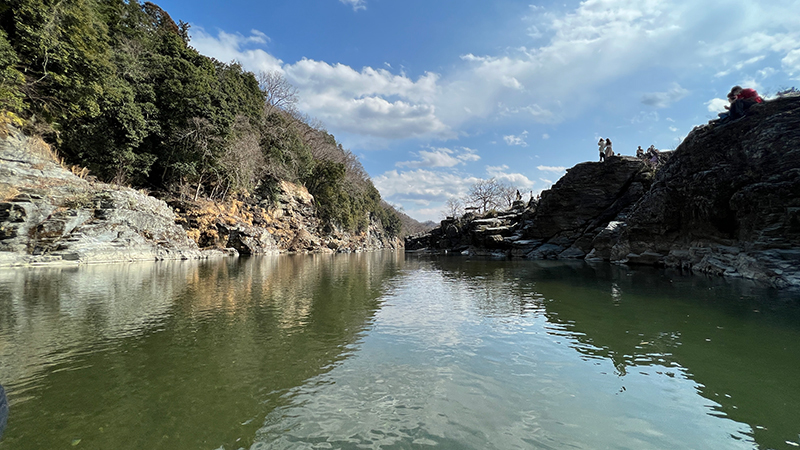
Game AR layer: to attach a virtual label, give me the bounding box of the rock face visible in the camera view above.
[522,155,662,259]
[1,125,401,267]
[610,94,800,287]
[0,127,203,266]
[407,156,662,260]
[171,180,401,255]
[407,95,800,287]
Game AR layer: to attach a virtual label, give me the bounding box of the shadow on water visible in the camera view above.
[0,251,404,450]
[419,255,800,450]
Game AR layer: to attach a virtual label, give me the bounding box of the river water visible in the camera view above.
[0,252,798,450]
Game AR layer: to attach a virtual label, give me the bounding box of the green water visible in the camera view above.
[0,252,798,449]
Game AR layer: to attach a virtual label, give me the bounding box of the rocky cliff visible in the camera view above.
[611,94,800,286]
[0,126,204,266]
[0,126,400,267]
[407,94,800,287]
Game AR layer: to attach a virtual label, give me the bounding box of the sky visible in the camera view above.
[155,0,800,222]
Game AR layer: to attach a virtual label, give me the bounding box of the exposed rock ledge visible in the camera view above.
[1,126,400,267]
[0,127,206,266]
[407,95,800,288]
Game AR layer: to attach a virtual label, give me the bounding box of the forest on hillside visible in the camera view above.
[0,0,409,235]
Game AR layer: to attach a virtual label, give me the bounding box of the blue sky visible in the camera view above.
[156,0,800,222]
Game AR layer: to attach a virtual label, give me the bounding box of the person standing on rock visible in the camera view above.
[598,138,607,162]
[636,146,644,158]
[604,139,614,159]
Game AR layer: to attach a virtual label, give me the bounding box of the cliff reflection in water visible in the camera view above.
[423,256,800,450]
[0,252,403,450]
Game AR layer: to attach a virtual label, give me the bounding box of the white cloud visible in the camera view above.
[373,169,480,203]
[503,131,529,147]
[339,0,366,11]
[706,98,729,113]
[486,165,535,188]
[435,0,800,130]
[542,133,550,140]
[631,111,660,124]
[783,49,800,78]
[669,126,678,132]
[539,177,553,185]
[714,55,766,78]
[396,147,480,168]
[537,165,567,173]
[189,27,283,73]
[284,59,451,140]
[641,84,690,108]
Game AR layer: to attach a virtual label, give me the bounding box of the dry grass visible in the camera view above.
[26,135,63,165]
[70,165,90,179]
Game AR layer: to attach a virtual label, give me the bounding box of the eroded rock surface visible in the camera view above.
[0,127,203,266]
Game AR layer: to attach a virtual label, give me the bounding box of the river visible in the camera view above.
[0,251,798,449]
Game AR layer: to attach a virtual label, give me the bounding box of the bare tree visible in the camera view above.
[220,115,265,197]
[466,178,503,214]
[496,182,519,210]
[257,70,298,116]
[443,197,463,219]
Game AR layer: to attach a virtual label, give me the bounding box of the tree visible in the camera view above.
[466,178,503,214]
[257,70,298,117]
[443,197,463,219]
[497,182,519,210]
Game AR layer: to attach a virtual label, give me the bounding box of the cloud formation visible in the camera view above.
[537,165,566,173]
[373,169,480,205]
[283,60,450,140]
[339,0,366,11]
[396,147,480,168]
[503,131,529,147]
[485,165,535,189]
[190,28,283,73]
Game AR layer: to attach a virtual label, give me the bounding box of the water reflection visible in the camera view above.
[420,256,800,449]
[2,253,799,449]
[0,252,403,450]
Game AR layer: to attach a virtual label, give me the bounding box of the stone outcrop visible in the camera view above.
[171,180,400,255]
[1,125,401,267]
[521,155,665,259]
[610,94,800,287]
[407,94,800,287]
[0,127,204,266]
[407,157,662,260]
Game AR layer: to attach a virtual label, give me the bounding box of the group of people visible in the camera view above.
[636,145,660,165]
[714,85,763,124]
[598,138,614,161]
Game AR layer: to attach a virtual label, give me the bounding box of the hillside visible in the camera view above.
[0,0,424,246]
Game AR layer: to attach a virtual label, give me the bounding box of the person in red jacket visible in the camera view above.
[729,85,762,119]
